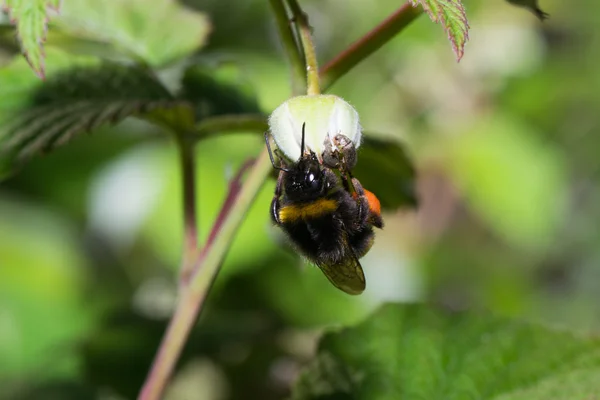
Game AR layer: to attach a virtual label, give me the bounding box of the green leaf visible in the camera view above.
[0,48,100,124]
[180,63,262,120]
[0,48,265,179]
[410,0,470,61]
[354,135,417,210]
[293,303,600,400]
[0,50,191,178]
[493,368,600,400]
[53,0,211,66]
[2,0,60,78]
[505,0,549,21]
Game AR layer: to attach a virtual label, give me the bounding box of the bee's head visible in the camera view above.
[267,122,333,200]
[285,152,325,199]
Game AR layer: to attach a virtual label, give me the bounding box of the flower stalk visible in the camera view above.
[177,135,199,285]
[269,0,305,94]
[287,0,321,95]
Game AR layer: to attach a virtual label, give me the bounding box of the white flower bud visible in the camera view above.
[268,94,362,161]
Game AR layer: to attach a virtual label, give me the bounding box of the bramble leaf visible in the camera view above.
[2,0,61,78]
[505,0,549,21]
[0,50,190,178]
[53,0,211,66]
[354,135,417,210]
[181,64,261,120]
[409,0,470,61]
[293,303,600,399]
[0,49,264,179]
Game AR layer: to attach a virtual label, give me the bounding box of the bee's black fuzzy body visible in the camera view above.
[269,146,383,295]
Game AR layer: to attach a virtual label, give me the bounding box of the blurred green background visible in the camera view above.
[1,0,599,399]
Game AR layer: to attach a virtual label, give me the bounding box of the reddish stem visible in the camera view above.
[180,158,256,285]
[319,3,422,91]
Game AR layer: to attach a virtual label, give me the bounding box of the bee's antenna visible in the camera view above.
[264,131,290,172]
[300,122,306,156]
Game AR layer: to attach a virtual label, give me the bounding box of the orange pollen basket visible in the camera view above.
[364,189,381,217]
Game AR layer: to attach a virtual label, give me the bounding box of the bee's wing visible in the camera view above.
[317,251,366,295]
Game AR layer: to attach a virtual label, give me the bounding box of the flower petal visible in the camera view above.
[269,95,361,161]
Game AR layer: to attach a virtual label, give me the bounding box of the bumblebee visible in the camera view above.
[265,123,383,295]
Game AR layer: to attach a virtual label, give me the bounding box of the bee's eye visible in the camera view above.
[305,168,321,191]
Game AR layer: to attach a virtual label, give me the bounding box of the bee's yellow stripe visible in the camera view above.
[279,198,338,223]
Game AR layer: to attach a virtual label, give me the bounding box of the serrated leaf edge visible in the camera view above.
[2,0,62,79]
[409,0,470,62]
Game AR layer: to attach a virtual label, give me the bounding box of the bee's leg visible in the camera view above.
[271,170,285,225]
[348,226,376,258]
[351,177,366,196]
[322,167,342,192]
[347,178,370,229]
[322,134,357,171]
[274,148,286,164]
[352,178,383,229]
[322,135,341,169]
[336,134,357,171]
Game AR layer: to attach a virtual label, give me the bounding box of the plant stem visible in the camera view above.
[198,159,255,256]
[138,148,271,400]
[287,0,320,95]
[138,287,202,400]
[195,114,268,140]
[319,3,422,91]
[188,149,269,295]
[269,0,305,95]
[176,135,199,285]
